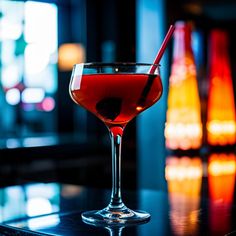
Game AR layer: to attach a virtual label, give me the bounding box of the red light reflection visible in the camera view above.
[208,153,236,235]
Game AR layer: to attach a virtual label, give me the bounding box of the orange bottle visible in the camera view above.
[165,21,202,150]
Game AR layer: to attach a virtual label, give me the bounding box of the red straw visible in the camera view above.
[149,24,175,74]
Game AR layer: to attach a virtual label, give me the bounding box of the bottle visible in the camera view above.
[165,21,202,150]
[207,30,236,146]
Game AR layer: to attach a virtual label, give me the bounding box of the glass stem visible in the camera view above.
[107,227,123,236]
[108,126,125,210]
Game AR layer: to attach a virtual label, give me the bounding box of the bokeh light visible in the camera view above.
[5,88,21,105]
[41,97,55,112]
[22,88,45,103]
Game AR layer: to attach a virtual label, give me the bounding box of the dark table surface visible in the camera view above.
[0,133,235,235]
[0,151,236,236]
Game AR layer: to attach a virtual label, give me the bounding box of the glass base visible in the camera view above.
[82,206,150,226]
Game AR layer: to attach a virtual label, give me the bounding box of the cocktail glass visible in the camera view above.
[69,63,162,225]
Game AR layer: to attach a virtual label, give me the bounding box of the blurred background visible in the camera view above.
[0,0,236,234]
[0,0,235,191]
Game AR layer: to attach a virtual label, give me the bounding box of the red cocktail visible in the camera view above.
[69,63,162,225]
[71,73,162,127]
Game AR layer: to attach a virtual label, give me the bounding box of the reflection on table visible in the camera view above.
[208,153,236,235]
[0,153,235,235]
[165,156,203,236]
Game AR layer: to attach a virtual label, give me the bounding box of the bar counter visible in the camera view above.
[0,135,235,235]
[0,177,235,236]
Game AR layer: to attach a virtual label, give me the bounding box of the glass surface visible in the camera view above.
[69,63,162,225]
[0,150,235,235]
[2,163,236,236]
